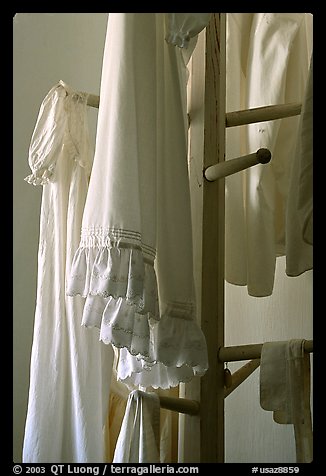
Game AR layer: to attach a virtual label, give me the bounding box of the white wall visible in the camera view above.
[13,13,108,462]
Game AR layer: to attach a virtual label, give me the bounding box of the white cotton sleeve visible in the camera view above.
[24,82,67,185]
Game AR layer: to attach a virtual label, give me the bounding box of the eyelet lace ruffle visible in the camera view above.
[66,232,209,388]
[117,312,208,389]
[67,241,160,362]
[67,245,159,315]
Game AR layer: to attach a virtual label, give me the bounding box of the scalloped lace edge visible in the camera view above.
[83,312,208,372]
[100,318,208,367]
[117,359,207,390]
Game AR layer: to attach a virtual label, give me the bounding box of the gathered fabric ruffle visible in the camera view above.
[66,237,208,388]
[117,313,208,389]
[24,164,56,186]
[67,244,158,315]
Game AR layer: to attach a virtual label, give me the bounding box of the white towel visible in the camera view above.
[113,390,161,463]
[260,340,313,463]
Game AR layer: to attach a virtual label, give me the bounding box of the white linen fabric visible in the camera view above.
[23,81,114,463]
[113,390,161,463]
[286,54,313,275]
[260,340,313,463]
[106,354,179,462]
[165,13,211,49]
[225,13,313,296]
[67,13,210,389]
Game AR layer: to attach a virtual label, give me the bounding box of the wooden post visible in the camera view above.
[200,13,226,463]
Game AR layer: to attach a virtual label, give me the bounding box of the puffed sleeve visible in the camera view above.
[24,82,67,185]
[165,13,211,48]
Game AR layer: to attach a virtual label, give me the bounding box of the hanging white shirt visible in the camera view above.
[286,54,313,276]
[225,13,313,296]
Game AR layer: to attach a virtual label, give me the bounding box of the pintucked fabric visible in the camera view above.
[23,81,114,463]
[67,13,210,389]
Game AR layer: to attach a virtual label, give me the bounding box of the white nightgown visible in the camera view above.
[23,81,114,463]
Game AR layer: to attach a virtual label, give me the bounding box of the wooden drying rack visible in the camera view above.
[81,13,311,463]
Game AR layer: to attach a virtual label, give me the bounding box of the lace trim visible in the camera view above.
[80,292,208,388]
[67,244,159,315]
[67,232,209,388]
[117,348,207,390]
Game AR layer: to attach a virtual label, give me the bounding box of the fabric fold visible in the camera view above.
[66,13,209,389]
[224,13,313,296]
[117,311,208,390]
[285,53,313,276]
[165,13,211,48]
[260,340,313,463]
[113,390,161,463]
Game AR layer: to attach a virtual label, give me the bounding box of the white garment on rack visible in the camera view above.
[286,54,313,275]
[260,340,313,463]
[23,81,114,463]
[113,390,161,463]
[165,13,211,49]
[67,13,210,389]
[225,13,313,297]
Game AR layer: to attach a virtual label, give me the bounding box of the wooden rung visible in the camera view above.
[158,396,200,416]
[226,102,302,128]
[85,98,301,130]
[204,148,271,182]
[86,94,100,108]
[224,359,260,398]
[219,339,313,362]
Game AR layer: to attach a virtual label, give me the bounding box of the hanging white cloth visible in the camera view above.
[286,54,313,276]
[106,352,179,462]
[23,81,114,463]
[165,13,211,49]
[225,13,313,297]
[260,340,313,463]
[67,13,210,389]
[113,390,161,463]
